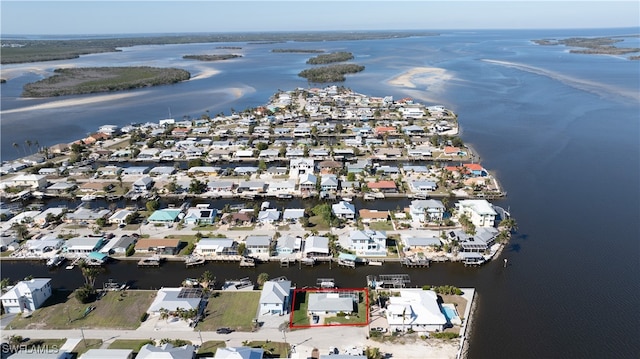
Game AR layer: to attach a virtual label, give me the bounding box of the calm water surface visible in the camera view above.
[1,28,639,358]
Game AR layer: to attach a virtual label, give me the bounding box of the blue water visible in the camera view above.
[1,28,639,358]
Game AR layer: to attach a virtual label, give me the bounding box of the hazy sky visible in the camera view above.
[1,1,638,35]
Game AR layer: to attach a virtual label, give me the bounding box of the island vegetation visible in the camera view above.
[298,64,365,82]
[0,31,437,64]
[272,49,325,53]
[22,66,191,98]
[533,36,640,59]
[0,78,6,83]
[182,54,242,61]
[306,51,354,64]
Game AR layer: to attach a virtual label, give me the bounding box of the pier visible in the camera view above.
[401,256,430,268]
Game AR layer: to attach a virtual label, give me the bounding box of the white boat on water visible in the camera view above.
[46,255,66,267]
[81,194,97,201]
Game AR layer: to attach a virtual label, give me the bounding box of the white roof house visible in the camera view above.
[80,349,133,359]
[332,201,356,219]
[108,209,133,225]
[456,199,497,227]
[147,288,202,314]
[245,235,272,255]
[289,158,315,179]
[304,236,330,257]
[194,238,237,256]
[409,199,446,224]
[386,289,447,333]
[259,279,292,315]
[282,208,305,221]
[24,239,64,255]
[137,343,195,359]
[276,235,301,255]
[348,229,387,256]
[214,347,264,359]
[308,292,355,315]
[257,209,281,224]
[0,278,52,314]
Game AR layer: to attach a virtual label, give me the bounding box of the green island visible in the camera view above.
[182,54,242,61]
[298,63,365,82]
[306,51,354,64]
[533,36,640,59]
[0,31,436,64]
[272,48,325,53]
[22,66,191,98]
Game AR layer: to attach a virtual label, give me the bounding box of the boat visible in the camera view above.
[368,259,383,266]
[46,255,66,267]
[80,194,97,202]
[222,277,254,291]
[183,278,200,287]
[185,256,206,267]
[276,193,293,199]
[138,255,162,267]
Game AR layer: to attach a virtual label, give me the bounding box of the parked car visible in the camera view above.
[216,327,233,334]
[312,315,320,324]
[371,327,387,333]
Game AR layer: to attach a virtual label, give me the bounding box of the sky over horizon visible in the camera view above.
[1,0,639,35]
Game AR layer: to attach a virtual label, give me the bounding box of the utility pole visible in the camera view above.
[80,327,86,347]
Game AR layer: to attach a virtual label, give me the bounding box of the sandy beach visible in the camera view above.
[188,66,221,81]
[0,92,148,115]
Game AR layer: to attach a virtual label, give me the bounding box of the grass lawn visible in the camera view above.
[229,225,255,231]
[290,291,309,326]
[196,340,226,358]
[9,290,154,330]
[108,339,154,354]
[72,339,103,356]
[22,339,66,350]
[198,291,260,332]
[246,341,290,358]
[368,221,394,231]
[308,215,330,231]
[323,298,368,326]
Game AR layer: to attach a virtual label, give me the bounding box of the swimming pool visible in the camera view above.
[441,304,460,324]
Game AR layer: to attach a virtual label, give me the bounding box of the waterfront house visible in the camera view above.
[298,173,317,192]
[407,148,432,159]
[463,163,488,177]
[257,209,281,224]
[8,174,47,190]
[245,235,272,255]
[266,166,288,176]
[24,239,64,256]
[308,292,356,316]
[318,160,343,174]
[409,199,446,224]
[221,212,254,226]
[309,148,330,159]
[0,237,20,252]
[375,148,402,160]
[258,149,279,159]
[188,166,221,175]
[100,235,136,255]
[183,204,218,225]
[33,207,66,227]
[207,180,234,193]
[282,208,305,223]
[332,201,356,219]
[358,209,390,223]
[404,124,426,135]
[0,278,52,314]
[320,175,339,191]
[259,279,292,315]
[237,180,266,193]
[266,180,296,194]
[149,166,176,176]
[285,148,305,158]
[123,166,150,176]
[108,209,134,226]
[64,237,105,254]
[348,229,387,256]
[135,238,183,255]
[401,233,442,251]
[289,158,314,178]
[303,236,330,258]
[148,208,182,224]
[276,235,301,255]
[234,167,259,176]
[444,146,467,156]
[46,181,77,194]
[64,208,110,224]
[386,289,447,333]
[214,347,264,359]
[409,180,438,193]
[136,149,159,161]
[450,227,499,253]
[367,180,397,193]
[147,287,202,315]
[194,238,238,256]
[334,148,356,160]
[347,159,371,174]
[132,176,154,192]
[97,165,122,176]
[456,199,497,227]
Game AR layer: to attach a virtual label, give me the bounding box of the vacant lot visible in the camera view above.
[9,290,154,329]
[197,291,260,332]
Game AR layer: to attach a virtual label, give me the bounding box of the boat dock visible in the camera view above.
[138,256,162,267]
[401,256,430,267]
[185,256,206,267]
[240,257,256,268]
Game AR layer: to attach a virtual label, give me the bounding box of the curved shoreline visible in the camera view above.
[386,66,453,88]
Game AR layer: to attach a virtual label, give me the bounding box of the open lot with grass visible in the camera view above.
[72,339,103,356]
[197,291,260,332]
[9,290,154,329]
[368,221,394,231]
[323,297,368,326]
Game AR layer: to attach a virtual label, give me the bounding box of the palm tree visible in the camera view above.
[25,140,32,154]
[257,273,269,287]
[500,217,518,233]
[34,140,40,153]
[12,142,20,156]
[200,270,215,290]
[79,262,103,289]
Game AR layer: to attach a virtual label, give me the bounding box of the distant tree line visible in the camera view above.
[306,51,354,64]
[298,64,365,82]
[22,66,190,97]
[182,54,242,61]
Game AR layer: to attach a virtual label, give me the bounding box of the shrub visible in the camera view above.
[422,285,431,290]
[432,332,459,339]
[125,245,135,257]
[140,312,148,322]
[75,285,96,303]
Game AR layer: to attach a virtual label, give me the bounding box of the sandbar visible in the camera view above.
[189,67,221,81]
[0,92,147,115]
[387,66,453,89]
